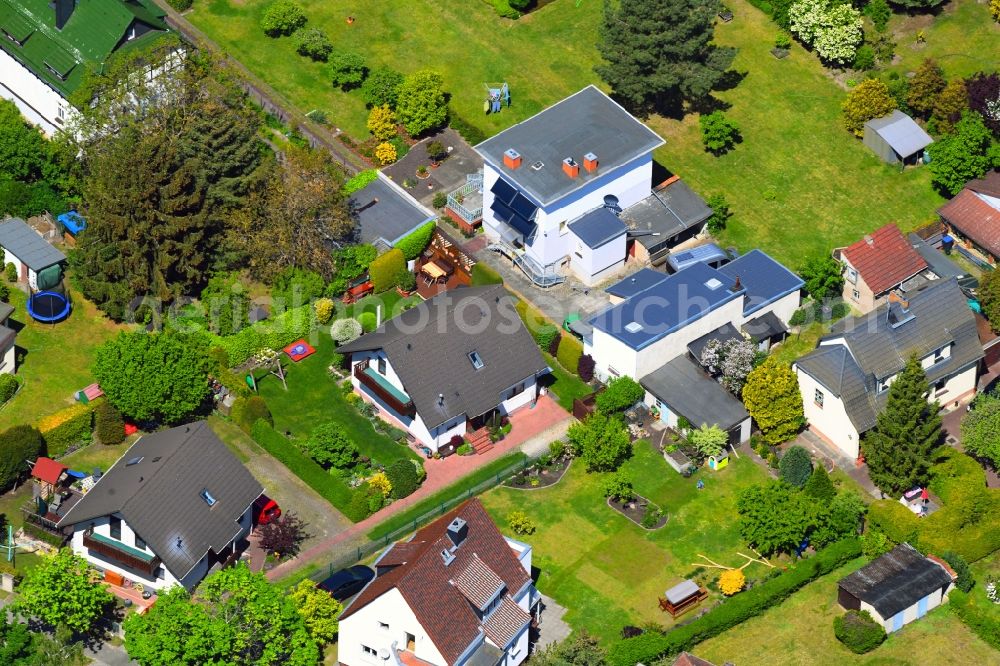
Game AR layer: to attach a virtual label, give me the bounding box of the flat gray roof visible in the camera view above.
[640,355,749,431]
[624,180,713,249]
[568,207,626,249]
[475,86,665,206]
[0,218,66,271]
[350,177,434,247]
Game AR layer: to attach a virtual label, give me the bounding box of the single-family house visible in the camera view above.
[338,285,550,453]
[794,278,982,460]
[475,85,672,286]
[338,498,539,666]
[938,170,1000,265]
[0,0,170,135]
[0,302,16,374]
[58,421,264,591]
[837,543,955,633]
[863,110,933,165]
[586,250,802,443]
[0,217,66,290]
[350,174,436,253]
[835,224,930,314]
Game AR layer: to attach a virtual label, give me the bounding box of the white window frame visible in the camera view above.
[846,266,858,284]
[814,389,824,408]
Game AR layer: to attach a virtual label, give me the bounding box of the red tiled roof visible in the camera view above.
[841,223,928,295]
[31,457,67,485]
[340,499,531,664]
[966,170,1000,198]
[376,541,427,568]
[673,653,716,666]
[482,595,530,647]
[451,554,505,609]
[939,189,1000,258]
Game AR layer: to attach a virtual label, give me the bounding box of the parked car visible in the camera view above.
[318,565,375,601]
[253,496,281,525]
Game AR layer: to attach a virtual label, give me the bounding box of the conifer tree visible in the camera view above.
[863,357,942,496]
[906,59,946,119]
[803,464,836,502]
[595,0,735,115]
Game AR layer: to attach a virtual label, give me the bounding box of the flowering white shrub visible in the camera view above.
[790,0,863,65]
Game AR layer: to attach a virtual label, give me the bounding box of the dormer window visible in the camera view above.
[200,489,217,506]
[469,351,484,370]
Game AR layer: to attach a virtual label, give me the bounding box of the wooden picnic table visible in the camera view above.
[421,262,446,280]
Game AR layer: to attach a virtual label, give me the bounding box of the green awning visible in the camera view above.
[363,367,411,405]
[0,6,34,43]
[87,531,156,563]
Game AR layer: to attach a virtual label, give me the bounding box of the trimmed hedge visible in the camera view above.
[395,221,436,261]
[250,421,366,522]
[532,325,560,352]
[231,396,273,434]
[386,459,420,499]
[950,589,1000,651]
[22,521,66,547]
[448,106,487,145]
[213,304,314,367]
[834,610,886,654]
[470,262,503,286]
[37,403,93,456]
[608,539,863,665]
[0,374,18,403]
[370,248,406,293]
[556,335,583,377]
[93,401,125,446]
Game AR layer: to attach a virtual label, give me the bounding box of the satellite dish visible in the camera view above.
[378,648,391,660]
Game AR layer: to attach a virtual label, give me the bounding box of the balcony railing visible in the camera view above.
[446,173,484,224]
[355,360,416,418]
[83,530,160,578]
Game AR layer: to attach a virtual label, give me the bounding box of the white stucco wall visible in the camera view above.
[861,587,947,633]
[743,289,801,329]
[340,588,450,666]
[0,339,14,375]
[568,232,627,285]
[794,364,862,460]
[930,363,977,408]
[0,50,71,136]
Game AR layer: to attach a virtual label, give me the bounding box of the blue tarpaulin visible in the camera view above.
[57,211,86,235]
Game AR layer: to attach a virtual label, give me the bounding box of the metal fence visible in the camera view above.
[306,455,535,583]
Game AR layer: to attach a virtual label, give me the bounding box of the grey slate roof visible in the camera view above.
[839,543,953,619]
[865,110,933,159]
[338,285,549,430]
[58,421,263,581]
[640,355,749,431]
[349,177,434,246]
[719,249,804,316]
[0,325,14,352]
[568,207,627,249]
[743,310,787,342]
[0,218,66,270]
[623,179,713,249]
[475,86,665,206]
[907,233,969,282]
[796,278,982,433]
[0,302,13,323]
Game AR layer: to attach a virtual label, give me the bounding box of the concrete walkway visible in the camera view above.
[534,594,571,651]
[787,430,881,499]
[266,395,573,581]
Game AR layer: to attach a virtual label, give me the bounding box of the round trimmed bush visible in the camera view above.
[358,311,377,332]
[779,445,813,488]
[94,401,125,445]
[386,459,419,499]
[0,374,18,404]
[231,396,273,434]
[167,0,193,10]
[834,610,886,654]
[260,0,307,37]
[330,318,363,345]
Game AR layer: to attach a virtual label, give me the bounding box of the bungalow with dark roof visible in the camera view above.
[938,170,1000,265]
[338,285,550,453]
[338,499,539,666]
[57,421,264,591]
[838,543,955,633]
[835,223,930,314]
[794,278,981,460]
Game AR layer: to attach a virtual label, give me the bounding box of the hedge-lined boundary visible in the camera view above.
[250,421,364,522]
[949,589,1000,651]
[608,539,863,666]
[37,402,94,456]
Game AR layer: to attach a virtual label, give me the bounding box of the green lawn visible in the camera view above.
[479,441,771,644]
[256,333,419,466]
[885,0,1000,79]
[343,291,421,324]
[189,0,604,139]
[0,286,126,430]
[540,351,591,411]
[696,559,999,665]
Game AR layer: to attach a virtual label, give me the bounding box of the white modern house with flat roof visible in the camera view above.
[474,86,712,287]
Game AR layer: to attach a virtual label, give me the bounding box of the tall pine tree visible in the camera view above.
[596,0,735,115]
[863,357,942,496]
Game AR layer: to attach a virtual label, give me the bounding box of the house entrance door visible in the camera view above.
[406,633,416,652]
[469,408,498,431]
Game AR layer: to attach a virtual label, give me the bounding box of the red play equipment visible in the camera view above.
[283,339,316,362]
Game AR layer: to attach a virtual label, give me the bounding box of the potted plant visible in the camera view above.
[396,270,417,296]
[426,141,445,167]
[772,33,791,59]
[416,165,429,179]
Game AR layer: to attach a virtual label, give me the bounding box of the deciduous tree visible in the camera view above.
[529,631,608,666]
[926,112,997,196]
[289,579,342,645]
[842,78,896,137]
[689,424,728,458]
[705,193,731,233]
[0,99,49,182]
[699,111,740,155]
[361,67,404,109]
[568,413,632,472]
[260,0,307,37]
[789,0,863,65]
[812,491,866,547]
[863,357,941,496]
[0,425,43,492]
[93,331,210,423]
[366,105,397,141]
[595,376,644,414]
[737,481,817,555]
[305,422,359,470]
[965,72,1000,137]
[742,359,805,445]
[15,549,114,634]
[328,51,368,90]
[933,79,969,134]
[294,28,333,62]
[907,59,946,118]
[799,255,844,300]
[395,70,448,136]
[259,512,308,558]
[962,392,1000,468]
[595,0,735,115]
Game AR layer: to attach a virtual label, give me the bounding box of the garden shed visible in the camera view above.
[863,111,933,165]
[0,217,66,289]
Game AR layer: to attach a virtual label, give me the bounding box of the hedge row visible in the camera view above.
[370,248,406,292]
[343,169,378,196]
[556,334,583,376]
[250,421,365,522]
[949,590,1000,651]
[395,221,436,261]
[608,539,863,666]
[447,106,487,145]
[212,304,314,366]
[36,402,93,456]
[22,521,66,548]
[867,495,1000,563]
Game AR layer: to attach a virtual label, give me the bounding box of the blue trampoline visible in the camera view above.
[57,211,86,236]
[28,291,71,323]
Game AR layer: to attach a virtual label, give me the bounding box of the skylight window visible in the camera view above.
[625,322,643,333]
[469,351,484,370]
[200,489,217,507]
[704,278,723,290]
[125,456,144,467]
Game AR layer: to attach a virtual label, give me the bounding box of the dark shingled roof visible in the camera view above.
[338,285,548,429]
[622,178,713,251]
[0,218,66,270]
[640,355,749,431]
[58,421,263,581]
[568,207,627,249]
[796,278,982,434]
[839,543,953,619]
[475,86,664,206]
[349,177,434,247]
[341,499,532,663]
[719,249,804,316]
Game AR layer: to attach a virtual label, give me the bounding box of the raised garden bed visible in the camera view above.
[664,447,693,474]
[504,457,571,490]
[608,494,668,530]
